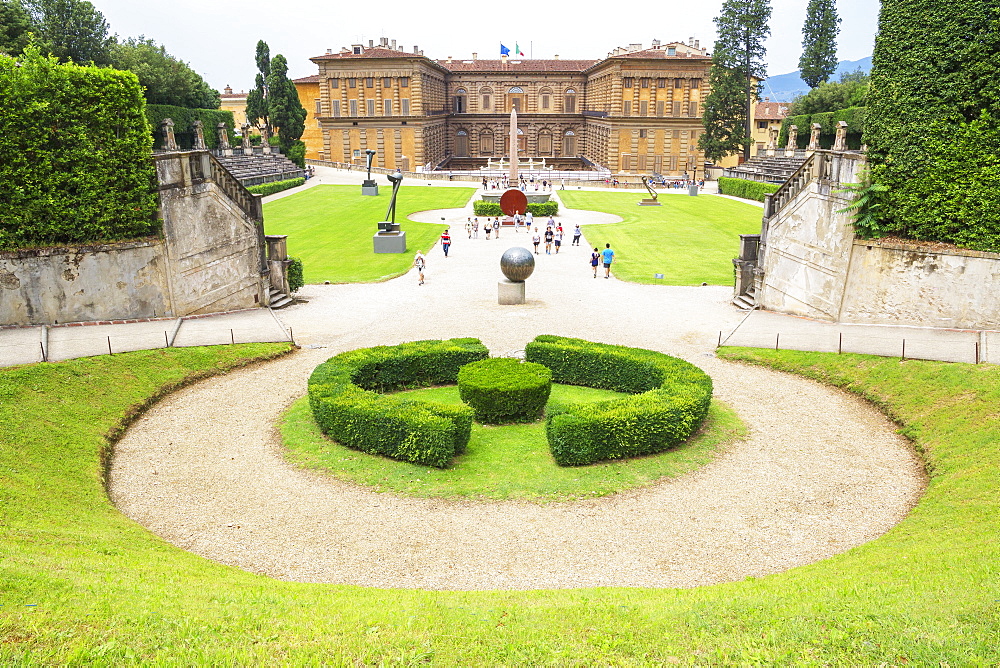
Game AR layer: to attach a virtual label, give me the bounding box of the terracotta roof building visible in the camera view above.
[295,37,714,175]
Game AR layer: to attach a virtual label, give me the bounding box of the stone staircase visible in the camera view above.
[215,152,305,187]
[723,155,807,184]
[732,283,757,310]
[268,286,294,309]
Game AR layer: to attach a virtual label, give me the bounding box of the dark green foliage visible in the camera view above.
[246,40,270,135]
[308,338,488,467]
[836,174,890,237]
[472,201,558,217]
[286,256,304,293]
[525,335,713,466]
[718,177,779,201]
[790,74,869,115]
[778,106,865,149]
[21,0,112,64]
[110,37,220,109]
[0,48,158,250]
[285,139,306,169]
[145,105,235,150]
[246,177,304,197]
[798,0,840,88]
[0,0,32,55]
[268,54,307,153]
[865,0,1000,250]
[701,0,772,162]
[457,358,552,424]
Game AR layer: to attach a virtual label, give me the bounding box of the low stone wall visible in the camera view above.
[1,241,169,325]
[840,241,1000,330]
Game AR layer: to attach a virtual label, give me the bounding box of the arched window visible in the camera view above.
[480,129,494,155]
[454,88,467,113]
[455,129,468,156]
[508,86,525,113]
[564,88,577,114]
[563,130,576,156]
[538,130,552,155]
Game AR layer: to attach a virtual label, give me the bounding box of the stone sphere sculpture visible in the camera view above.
[500,246,535,282]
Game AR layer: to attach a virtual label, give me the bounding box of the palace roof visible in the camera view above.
[439,59,599,73]
[756,101,791,120]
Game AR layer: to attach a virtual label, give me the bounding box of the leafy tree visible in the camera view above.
[865,0,1000,250]
[110,37,219,109]
[0,0,32,56]
[267,53,306,166]
[790,73,869,115]
[798,0,840,88]
[699,0,772,162]
[245,40,270,135]
[20,0,112,64]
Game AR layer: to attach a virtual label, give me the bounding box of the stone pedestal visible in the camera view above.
[362,180,379,196]
[498,279,526,305]
[374,222,405,253]
[638,199,661,206]
[688,185,699,196]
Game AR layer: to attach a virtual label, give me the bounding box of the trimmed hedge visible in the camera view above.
[718,177,780,202]
[473,201,559,217]
[458,358,552,424]
[525,335,713,466]
[0,49,159,250]
[145,104,236,150]
[246,177,304,197]
[286,257,304,293]
[307,338,488,467]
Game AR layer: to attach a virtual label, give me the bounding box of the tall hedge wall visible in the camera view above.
[146,105,236,151]
[778,106,866,150]
[718,177,780,202]
[864,0,1000,251]
[0,49,159,251]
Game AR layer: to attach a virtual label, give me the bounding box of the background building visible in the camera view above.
[294,38,713,177]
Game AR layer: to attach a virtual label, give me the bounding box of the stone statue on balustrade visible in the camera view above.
[833,121,849,152]
[192,120,206,150]
[241,123,253,150]
[808,123,822,151]
[160,118,178,151]
[217,122,232,156]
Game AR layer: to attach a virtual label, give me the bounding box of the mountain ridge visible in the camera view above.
[762,56,872,103]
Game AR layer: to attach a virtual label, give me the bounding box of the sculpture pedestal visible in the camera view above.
[688,185,699,196]
[362,180,379,196]
[373,231,406,253]
[638,199,661,206]
[498,279,526,305]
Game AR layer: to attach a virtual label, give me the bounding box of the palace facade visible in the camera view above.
[293,38,713,176]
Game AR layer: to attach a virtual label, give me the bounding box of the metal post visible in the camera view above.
[165,331,170,348]
[838,332,842,354]
[775,333,780,351]
[289,328,295,345]
[976,341,980,364]
[230,328,235,345]
[107,336,112,355]
[40,342,46,362]
[901,339,906,361]
[718,331,722,348]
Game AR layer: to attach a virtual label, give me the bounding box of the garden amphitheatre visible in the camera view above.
[4,165,999,662]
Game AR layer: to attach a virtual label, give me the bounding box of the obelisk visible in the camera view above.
[509,107,518,184]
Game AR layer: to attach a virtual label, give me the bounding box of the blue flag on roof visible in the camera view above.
[500,43,510,56]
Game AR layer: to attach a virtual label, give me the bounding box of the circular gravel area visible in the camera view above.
[108,190,926,590]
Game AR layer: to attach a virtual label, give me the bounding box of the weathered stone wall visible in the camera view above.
[759,152,1000,331]
[0,151,267,326]
[0,241,169,325]
[840,241,1000,329]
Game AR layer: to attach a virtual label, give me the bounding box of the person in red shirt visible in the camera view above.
[440,229,452,257]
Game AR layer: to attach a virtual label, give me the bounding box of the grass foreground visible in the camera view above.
[1,345,998,663]
[263,185,475,283]
[282,383,743,502]
[558,190,763,285]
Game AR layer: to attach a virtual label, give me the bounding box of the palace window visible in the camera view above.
[640,78,650,88]
[401,99,410,115]
[667,47,676,56]
[454,88,467,113]
[563,130,576,156]
[639,129,647,138]
[672,101,681,116]
[656,100,665,116]
[509,86,524,113]
[481,130,494,155]
[482,94,491,110]
[541,95,550,109]
[758,120,769,129]
[367,99,375,116]
[385,99,393,115]
[674,78,684,88]
[690,102,700,116]
[349,99,358,116]
[315,99,322,114]
[691,78,701,89]
[332,100,341,117]
[456,129,469,156]
[400,77,409,87]
[330,78,340,88]
[623,77,634,88]
[657,77,666,88]
[564,88,576,113]
[639,100,648,116]
[366,77,374,88]
[348,78,357,88]
[383,77,392,88]
[538,131,552,155]
[623,100,631,115]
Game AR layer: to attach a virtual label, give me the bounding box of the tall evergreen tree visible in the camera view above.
[699,0,772,162]
[20,0,112,64]
[0,0,32,55]
[245,40,271,136]
[267,53,307,167]
[799,0,841,89]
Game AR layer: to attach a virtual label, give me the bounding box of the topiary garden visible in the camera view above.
[307,335,713,469]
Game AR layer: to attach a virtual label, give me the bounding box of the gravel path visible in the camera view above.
[108,189,926,590]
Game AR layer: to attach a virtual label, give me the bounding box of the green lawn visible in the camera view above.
[263,185,475,283]
[282,383,742,502]
[559,190,763,285]
[2,346,999,663]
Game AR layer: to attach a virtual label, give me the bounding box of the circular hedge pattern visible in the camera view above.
[458,358,552,424]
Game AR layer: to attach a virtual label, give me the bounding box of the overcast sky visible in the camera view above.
[87,0,879,93]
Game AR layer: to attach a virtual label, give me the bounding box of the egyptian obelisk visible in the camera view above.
[509,107,518,184]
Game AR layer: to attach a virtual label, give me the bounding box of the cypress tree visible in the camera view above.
[267,54,306,153]
[798,0,840,89]
[245,40,271,136]
[699,0,771,162]
[865,0,1000,250]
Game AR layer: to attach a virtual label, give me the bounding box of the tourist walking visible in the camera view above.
[590,248,600,278]
[601,243,614,278]
[414,251,426,285]
[532,228,541,254]
[544,227,554,254]
[473,217,479,238]
[572,224,582,246]
[440,229,452,257]
[554,227,564,253]
[493,217,501,239]
[485,222,492,240]
[466,218,473,239]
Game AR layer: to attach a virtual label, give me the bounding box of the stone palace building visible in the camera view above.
[293,38,713,176]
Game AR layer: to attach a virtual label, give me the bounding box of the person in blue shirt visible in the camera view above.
[601,243,615,278]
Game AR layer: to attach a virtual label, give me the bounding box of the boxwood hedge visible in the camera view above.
[308,338,488,467]
[473,201,559,217]
[718,177,780,202]
[525,335,713,466]
[457,358,552,424]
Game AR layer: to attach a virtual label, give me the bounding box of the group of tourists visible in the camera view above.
[481,176,555,192]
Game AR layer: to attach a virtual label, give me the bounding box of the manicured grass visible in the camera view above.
[282,383,742,501]
[263,185,475,283]
[559,190,763,285]
[2,346,999,663]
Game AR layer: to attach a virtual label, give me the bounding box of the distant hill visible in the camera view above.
[761,56,872,103]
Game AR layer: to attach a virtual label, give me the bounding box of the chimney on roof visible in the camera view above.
[629,43,641,52]
[694,39,700,49]
[391,39,396,50]
[554,54,559,60]
[652,39,661,48]
[326,48,332,55]
[472,52,477,60]
[689,37,694,46]
[414,45,419,54]
[224,85,232,94]
[446,56,452,63]
[369,39,374,48]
